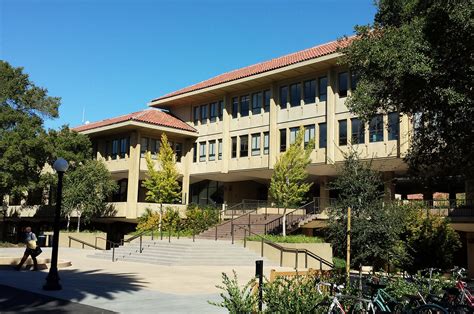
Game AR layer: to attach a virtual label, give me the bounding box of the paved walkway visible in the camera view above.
[0,247,286,313]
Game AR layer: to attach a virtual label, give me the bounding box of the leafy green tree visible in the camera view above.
[45,125,92,169]
[341,0,474,177]
[142,133,181,205]
[327,150,407,269]
[269,127,313,236]
[0,61,60,203]
[62,160,117,231]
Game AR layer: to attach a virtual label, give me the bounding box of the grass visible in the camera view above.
[333,257,346,269]
[129,229,195,237]
[245,234,325,243]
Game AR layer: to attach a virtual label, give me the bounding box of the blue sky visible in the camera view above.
[1,0,377,130]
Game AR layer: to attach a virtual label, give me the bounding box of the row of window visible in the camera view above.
[193,139,223,162]
[337,113,399,146]
[140,137,183,162]
[193,101,225,124]
[105,137,130,159]
[231,132,270,158]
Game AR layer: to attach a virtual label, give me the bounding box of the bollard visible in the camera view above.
[215,225,218,241]
[244,229,247,248]
[168,227,171,243]
[160,226,163,241]
[69,238,71,248]
[231,224,234,245]
[260,238,264,257]
[140,235,143,253]
[295,251,298,270]
[151,228,154,241]
[177,224,180,240]
[193,228,195,242]
[255,260,264,312]
[305,253,308,268]
[112,246,115,262]
[280,250,283,267]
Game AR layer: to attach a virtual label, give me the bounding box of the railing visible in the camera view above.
[214,202,262,242]
[234,224,334,270]
[68,236,102,250]
[263,200,318,235]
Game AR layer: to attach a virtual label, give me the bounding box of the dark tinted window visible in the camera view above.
[209,102,217,122]
[252,92,262,115]
[280,129,287,152]
[240,95,249,117]
[338,72,348,97]
[231,137,237,158]
[263,132,269,155]
[319,77,327,102]
[218,100,224,120]
[232,97,239,118]
[193,106,199,124]
[351,71,359,91]
[351,118,365,144]
[193,143,197,162]
[319,123,327,148]
[200,104,207,123]
[338,120,347,146]
[388,112,399,140]
[290,83,301,107]
[240,135,248,157]
[280,86,288,109]
[304,80,316,104]
[369,115,384,142]
[263,90,271,112]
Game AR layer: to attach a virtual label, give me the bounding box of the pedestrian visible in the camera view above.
[15,226,39,271]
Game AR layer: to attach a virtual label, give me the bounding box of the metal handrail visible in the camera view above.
[263,200,317,235]
[233,224,334,270]
[68,236,102,250]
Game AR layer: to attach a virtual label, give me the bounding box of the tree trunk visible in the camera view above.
[159,203,163,231]
[76,213,81,232]
[282,208,287,237]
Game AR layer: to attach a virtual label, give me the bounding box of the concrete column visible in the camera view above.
[268,83,279,168]
[319,176,330,211]
[222,94,231,173]
[399,114,410,158]
[326,68,336,164]
[126,131,140,219]
[383,171,395,201]
[181,139,192,205]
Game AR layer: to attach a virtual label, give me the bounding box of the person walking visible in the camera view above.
[15,227,39,271]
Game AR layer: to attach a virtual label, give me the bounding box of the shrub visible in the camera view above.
[245,234,324,243]
[209,270,257,313]
[185,203,219,233]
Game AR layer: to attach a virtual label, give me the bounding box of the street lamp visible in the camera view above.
[44,158,68,291]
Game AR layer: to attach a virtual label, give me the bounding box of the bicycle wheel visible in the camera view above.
[349,301,372,313]
[447,305,472,314]
[413,303,448,314]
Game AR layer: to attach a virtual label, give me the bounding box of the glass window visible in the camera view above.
[218,139,222,160]
[199,142,206,162]
[319,123,327,148]
[304,125,315,148]
[263,132,269,155]
[231,137,237,158]
[263,90,271,112]
[193,143,197,163]
[218,100,224,120]
[338,119,348,146]
[290,83,301,107]
[369,115,384,142]
[289,127,299,144]
[112,139,119,159]
[240,95,249,117]
[351,71,359,91]
[200,104,208,123]
[388,112,399,140]
[240,135,248,157]
[319,77,327,102]
[351,118,365,144]
[208,140,216,161]
[119,137,129,158]
[232,97,239,118]
[304,79,316,104]
[251,133,261,156]
[209,102,217,122]
[280,86,288,109]
[251,92,262,115]
[338,72,348,97]
[193,106,200,124]
[140,137,149,157]
[175,143,182,162]
[280,129,287,152]
[150,139,160,158]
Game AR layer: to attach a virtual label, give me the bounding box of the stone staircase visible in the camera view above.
[88,238,275,266]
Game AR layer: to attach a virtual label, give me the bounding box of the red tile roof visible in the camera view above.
[153,37,353,102]
[73,108,197,133]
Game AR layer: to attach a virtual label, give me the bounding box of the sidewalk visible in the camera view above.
[0,247,282,313]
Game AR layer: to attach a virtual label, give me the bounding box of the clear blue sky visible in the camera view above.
[1,0,376,130]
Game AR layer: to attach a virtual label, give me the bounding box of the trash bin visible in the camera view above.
[37,235,47,247]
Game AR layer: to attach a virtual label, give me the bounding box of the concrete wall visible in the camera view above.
[245,240,333,270]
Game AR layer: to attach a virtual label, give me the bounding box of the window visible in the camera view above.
[218,139,222,160]
[351,71,359,91]
[263,90,271,112]
[240,135,248,157]
[338,72,348,97]
[280,86,288,109]
[112,139,119,159]
[119,137,129,158]
[240,95,249,117]
[263,132,269,155]
[251,92,262,115]
[140,137,149,157]
[231,137,237,158]
[175,143,182,162]
[338,119,348,146]
[280,129,287,152]
[351,118,365,144]
[193,143,197,162]
[232,97,239,118]
[304,125,315,148]
[369,115,384,142]
[193,106,199,124]
[200,104,208,123]
[199,142,206,162]
[290,83,301,107]
[304,79,316,104]
[251,133,261,156]
[319,123,327,148]
[209,102,217,122]
[319,77,327,102]
[388,112,399,140]
[289,127,299,144]
[218,100,224,120]
[208,140,216,161]
[150,139,160,158]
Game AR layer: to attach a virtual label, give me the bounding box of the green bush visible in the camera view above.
[185,203,219,233]
[333,257,346,270]
[245,234,324,243]
[209,270,257,313]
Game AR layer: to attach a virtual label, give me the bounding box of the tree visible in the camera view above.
[142,133,181,228]
[45,125,92,169]
[62,160,117,231]
[0,61,60,202]
[341,0,474,178]
[269,127,313,236]
[327,150,407,269]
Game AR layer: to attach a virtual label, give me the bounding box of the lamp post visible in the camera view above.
[44,158,68,291]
